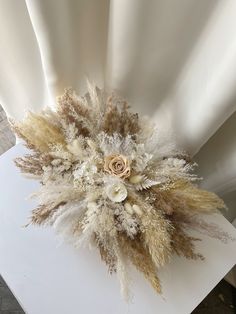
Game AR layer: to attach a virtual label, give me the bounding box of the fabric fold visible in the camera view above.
[0,0,235,219]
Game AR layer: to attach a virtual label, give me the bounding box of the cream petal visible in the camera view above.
[129,175,143,184]
[124,202,133,214]
[106,182,127,203]
[132,204,143,216]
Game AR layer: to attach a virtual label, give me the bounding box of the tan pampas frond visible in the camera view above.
[171,180,226,213]
[12,83,233,300]
[57,88,92,137]
[12,112,65,152]
[170,211,235,244]
[98,240,117,274]
[140,208,173,267]
[128,192,173,267]
[102,95,140,136]
[30,201,66,225]
[152,180,225,216]
[171,224,204,261]
[15,152,53,176]
[118,233,162,294]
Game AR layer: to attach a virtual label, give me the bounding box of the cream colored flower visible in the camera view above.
[106,182,128,203]
[104,154,131,179]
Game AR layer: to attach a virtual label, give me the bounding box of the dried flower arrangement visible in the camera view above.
[11,83,232,299]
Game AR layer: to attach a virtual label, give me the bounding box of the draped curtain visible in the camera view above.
[0,0,235,221]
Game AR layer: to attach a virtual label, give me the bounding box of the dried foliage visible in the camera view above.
[171,224,204,260]
[118,233,162,294]
[12,83,231,300]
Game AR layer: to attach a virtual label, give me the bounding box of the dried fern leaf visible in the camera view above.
[135,176,160,191]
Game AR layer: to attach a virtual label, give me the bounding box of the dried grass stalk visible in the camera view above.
[171,224,204,260]
[128,192,172,267]
[170,211,234,244]
[15,153,52,176]
[118,233,162,294]
[98,240,117,274]
[57,88,91,137]
[31,201,66,225]
[152,180,225,215]
[12,113,65,152]
[102,96,140,136]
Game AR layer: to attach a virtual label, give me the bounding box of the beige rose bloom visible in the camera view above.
[104,154,131,179]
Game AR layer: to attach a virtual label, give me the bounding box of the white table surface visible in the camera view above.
[0,144,236,314]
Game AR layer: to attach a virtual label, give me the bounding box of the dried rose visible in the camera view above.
[104,154,131,179]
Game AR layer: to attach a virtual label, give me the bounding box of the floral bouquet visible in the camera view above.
[11,83,231,299]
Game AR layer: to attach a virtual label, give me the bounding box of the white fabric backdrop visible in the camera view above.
[0,0,235,220]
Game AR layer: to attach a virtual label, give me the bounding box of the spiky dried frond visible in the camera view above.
[171,224,204,260]
[170,180,225,213]
[118,233,162,294]
[15,152,52,176]
[57,88,92,137]
[13,112,65,152]
[151,179,225,216]
[98,240,117,274]
[102,95,140,136]
[170,211,235,244]
[30,201,66,225]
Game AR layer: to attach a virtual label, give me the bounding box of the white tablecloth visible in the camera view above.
[0,145,236,314]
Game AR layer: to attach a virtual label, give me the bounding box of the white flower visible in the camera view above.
[106,182,128,203]
[74,161,97,180]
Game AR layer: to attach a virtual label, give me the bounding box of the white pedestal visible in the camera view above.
[0,145,236,314]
